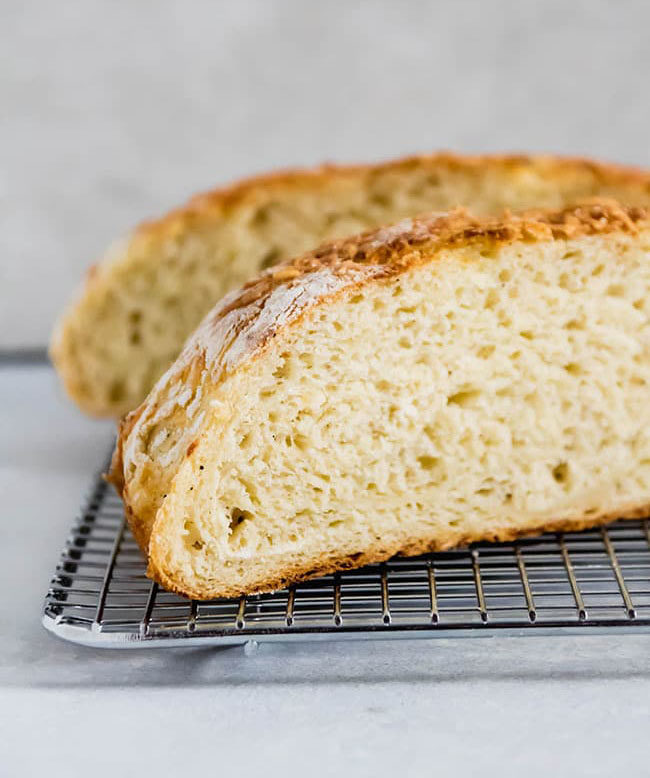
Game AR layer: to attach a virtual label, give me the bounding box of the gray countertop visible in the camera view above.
[2,363,650,776]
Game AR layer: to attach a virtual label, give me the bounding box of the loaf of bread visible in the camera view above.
[51,153,650,417]
[109,200,650,599]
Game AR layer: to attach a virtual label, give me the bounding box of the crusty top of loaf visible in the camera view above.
[110,198,650,500]
[135,152,650,243]
[80,152,650,292]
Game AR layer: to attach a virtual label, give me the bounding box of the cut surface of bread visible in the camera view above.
[109,200,650,599]
[51,152,650,417]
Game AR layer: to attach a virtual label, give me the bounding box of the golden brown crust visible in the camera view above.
[232,197,647,307]
[136,152,650,244]
[147,504,650,600]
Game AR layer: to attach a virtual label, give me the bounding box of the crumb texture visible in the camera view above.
[51,152,650,416]
[112,203,650,598]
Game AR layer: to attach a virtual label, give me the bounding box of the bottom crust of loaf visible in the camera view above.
[144,504,650,600]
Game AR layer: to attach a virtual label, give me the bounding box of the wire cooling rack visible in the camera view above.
[43,468,650,649]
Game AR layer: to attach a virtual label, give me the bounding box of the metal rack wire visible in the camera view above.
[43,468,650,648]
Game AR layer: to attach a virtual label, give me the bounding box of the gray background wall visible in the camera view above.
[3,0,650,348]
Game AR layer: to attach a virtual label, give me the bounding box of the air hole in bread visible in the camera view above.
[417,455,440,471]
[108,379,125,403]
[565,318,585,330]
[229,507,253,533]
[369,192,392,208]
[272,354,292,380]
[477,344,496,359]
[484,289,499,309]
[183,520,203,550]
[447,389,481,408]
[551,462,570,485]
[294,434,309,452]
[251,204,271,227]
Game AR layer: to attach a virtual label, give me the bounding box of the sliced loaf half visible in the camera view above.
[51,153,650,417]
[109,200,650,599]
